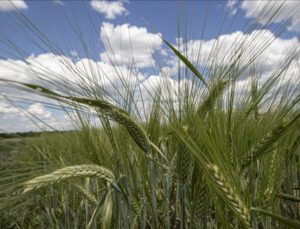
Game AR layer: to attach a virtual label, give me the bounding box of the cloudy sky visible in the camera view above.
[0,0,299,133]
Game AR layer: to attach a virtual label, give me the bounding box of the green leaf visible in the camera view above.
[251,207,300,228]
[276,193,300,202]
[102,191,113,229]
[0,79,60,96]
[161,37,208,88]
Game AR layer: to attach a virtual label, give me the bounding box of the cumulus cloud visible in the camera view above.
[0,52,147,98]
[0,100,60,132]
[0,101,21,119]
[0,48,175,131]
[0,53,76,89]
[0,51,151,131]
[183,29,298,71]
[100,22,163,68]
[240,0,300,32]
[27,103,53,120]
[0,59,31,82]
[0,0,28,12]
[90,0,128,19]
[172,29,300,98]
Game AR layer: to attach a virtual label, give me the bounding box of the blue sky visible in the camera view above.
[0,0,299,132]
[1,1,229,59]
[0,0,297,60]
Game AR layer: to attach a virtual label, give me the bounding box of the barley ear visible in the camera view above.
[242,113,300,168]
[22,164,115,193]
[193,184,209,224]
[177,144,193,185]
[69,97,151,154]
[206,163,252,228]
[197,79,229,116]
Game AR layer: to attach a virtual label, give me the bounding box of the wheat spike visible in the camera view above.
[131,198,141,214]
[23,164,115,193]
[71,97,151,154]
[262,151,277,210]
[75,183,98,205]
[178,145,193,185]
[197,79,229,116]
[206,163,252,228]
[242,113,300,168]
[193,185,209,224]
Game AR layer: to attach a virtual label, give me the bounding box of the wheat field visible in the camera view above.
[0,1,300,228]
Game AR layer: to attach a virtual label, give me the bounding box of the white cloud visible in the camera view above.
[0,51,151,132]
[0,0,28,12]
[74,58,145,95]
[53,0,64,6]
[184,29,299,72]
[0,100,60,132]
[0,101,21,119]
[90,0,128,19]
[172,29,300,98]
[0,59,32,82]
[27,103,53,119]
[100,22,163,68]
[240,1,300,32]
[226,0,238,16]
[70,50,78,57]
[0,52,147,102]
[288,17,300,32]
[160,49,168,56]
